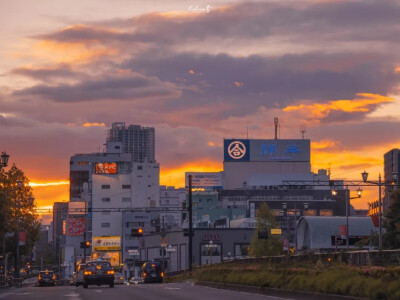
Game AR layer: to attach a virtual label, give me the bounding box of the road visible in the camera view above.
[0,282,295,300]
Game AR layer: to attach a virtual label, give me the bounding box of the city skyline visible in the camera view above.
[1,0,400,215]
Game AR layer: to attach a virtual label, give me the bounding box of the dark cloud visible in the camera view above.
[11,64,79,82]
[13,72,181,102]
[36,1,400,47]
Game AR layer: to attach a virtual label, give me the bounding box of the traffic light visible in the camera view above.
[258,230,269,240]
[80,241,91,248]
[131,228,143,237]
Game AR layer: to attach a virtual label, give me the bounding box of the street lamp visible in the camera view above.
[1,152,10,168]
[332,186,362,249]
[362,170,382,249]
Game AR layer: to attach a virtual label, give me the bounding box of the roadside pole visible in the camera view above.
[188,175,193,271]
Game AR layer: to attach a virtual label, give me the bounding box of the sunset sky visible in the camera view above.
[1,0,400,222]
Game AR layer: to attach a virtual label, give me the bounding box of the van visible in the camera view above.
[140,262,163,283]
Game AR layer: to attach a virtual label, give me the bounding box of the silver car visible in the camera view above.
[75,263,86,287]
[114,272,124,284]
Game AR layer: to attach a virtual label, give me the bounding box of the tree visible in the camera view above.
[250,203,283,257]
[0,165,40,262]
[384,189,400,249]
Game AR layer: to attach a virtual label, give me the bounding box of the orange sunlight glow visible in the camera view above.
[283,93,394,122]
[83,122,105,127]
[160,160,222,187]
[29,181,69,187]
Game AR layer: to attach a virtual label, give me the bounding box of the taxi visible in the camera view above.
[83,260,114,288]
[38,270,56,287]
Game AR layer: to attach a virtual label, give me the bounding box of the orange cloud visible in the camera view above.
[283,93,395,121]
[32,40,118,64]
[234,81,244,87]
[311,139,340,150]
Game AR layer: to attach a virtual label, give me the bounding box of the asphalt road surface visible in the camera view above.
[0,282,296,300]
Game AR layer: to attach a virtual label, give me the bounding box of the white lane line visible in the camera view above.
[64,291,81,298]
[165,287,181,290]
[94,289,103,293]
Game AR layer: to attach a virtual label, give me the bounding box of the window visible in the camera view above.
[122,185,131,189]
[101,223,110,228]
[137,166,143,170]
[320,209,333,216]
[101,185,110,189]
[102,210,110,215]
[102,198,111,202]
[122,197,130,202]
[77,161,88,166]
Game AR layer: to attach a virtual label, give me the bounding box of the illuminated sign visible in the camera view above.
[95,163,117,174]
[67,218,86,236]
[185,172,223,189]
[92,251,121,267]
[93,236,121,251]
[224,139,310,162]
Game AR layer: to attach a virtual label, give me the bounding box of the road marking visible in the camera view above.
[94,289,102,293]
[64,292,81,298]
[165,287,181,290]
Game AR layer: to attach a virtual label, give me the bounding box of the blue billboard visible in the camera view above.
[224,139,250,162]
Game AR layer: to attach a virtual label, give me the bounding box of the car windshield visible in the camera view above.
[77,264,86,271]
[86,261,112,271]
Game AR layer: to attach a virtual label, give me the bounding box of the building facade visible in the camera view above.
[383,149,400,214]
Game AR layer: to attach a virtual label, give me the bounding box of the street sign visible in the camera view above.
[161,237,167,248]
[128,249,139,256]
[204,244,218,248]
[166,245,176,253]
[271,228,282,235]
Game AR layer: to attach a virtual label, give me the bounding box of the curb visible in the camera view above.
[195,281,371,300]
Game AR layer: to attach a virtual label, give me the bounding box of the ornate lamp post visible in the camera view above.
[362,170,382,249]
[1,152,10,168]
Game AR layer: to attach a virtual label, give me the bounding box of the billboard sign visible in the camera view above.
[92,251,120,266]
[67,218,86,236]
[224,139,250,162]
[93,236,121,251]
[95,162,117,174]
[185,172,223,189]
[224,139,310,162]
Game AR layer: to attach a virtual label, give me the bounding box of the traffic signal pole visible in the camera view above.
[83,231,86,263]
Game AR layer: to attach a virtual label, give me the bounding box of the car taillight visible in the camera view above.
[107,270,114,275]
[143,272,147,277]
[84,271,92,275]
[161,272,164,277]
[52,274,56,280]
[38,275,41,280]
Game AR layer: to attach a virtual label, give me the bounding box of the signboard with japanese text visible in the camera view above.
[95,162,117,174]
[185,172,223,189]
[93,236,121,251]
[67,218,86,236]
[224,139,310,162]
[91,251,121,266]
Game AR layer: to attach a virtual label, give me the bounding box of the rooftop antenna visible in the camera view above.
[300,125,306,139]
[274,117,279,139]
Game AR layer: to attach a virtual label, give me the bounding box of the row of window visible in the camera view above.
[101,197,131,202]
[101,184,131,189]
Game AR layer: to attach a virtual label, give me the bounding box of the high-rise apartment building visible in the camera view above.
[383,148,400,213]
[107,122,155,163]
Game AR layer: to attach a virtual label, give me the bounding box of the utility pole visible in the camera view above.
[188,175,193,271]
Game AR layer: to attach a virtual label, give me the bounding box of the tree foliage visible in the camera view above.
[384,189,400,249]
[0,164,40,258]
[250,203,283,257]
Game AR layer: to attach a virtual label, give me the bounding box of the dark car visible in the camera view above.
[75,263,86,287]
[83,260,114,288]
[140,262,163,283]
[38,270,56,287]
